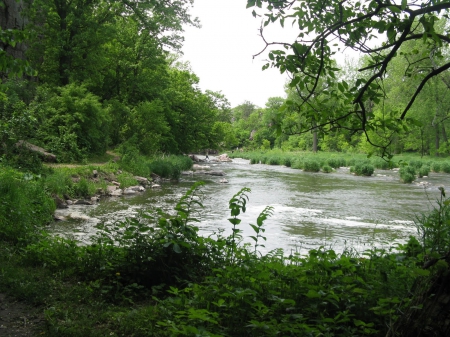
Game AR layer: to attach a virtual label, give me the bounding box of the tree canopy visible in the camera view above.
[247,0,450,156]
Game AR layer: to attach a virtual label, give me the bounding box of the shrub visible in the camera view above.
[418,165,430,178]
[282,156,292,167]
[322,165,333,173]
[267,156,281,165]
[303,159,320,172]
[0,168,55,244]
[399,165,416,183]
[409,160,423,170]
[350,163,374,176]
[441,162,450,174]
[431,162,441,173]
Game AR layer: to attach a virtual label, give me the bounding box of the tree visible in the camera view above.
[247,0,450,156]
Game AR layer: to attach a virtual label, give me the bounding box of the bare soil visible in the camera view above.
[0,294,45,337]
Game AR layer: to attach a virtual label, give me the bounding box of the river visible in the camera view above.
[51,156,448,255]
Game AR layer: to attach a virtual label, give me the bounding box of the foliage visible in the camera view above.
[322,164,333,173]
[1,167,447,336]
[247,0,450,157]
[303,158,321,172]
[0,167,55,244]
[350,162,375,176]
[399,165,416,183]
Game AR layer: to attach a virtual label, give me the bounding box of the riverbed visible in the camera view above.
[50,156,448,255]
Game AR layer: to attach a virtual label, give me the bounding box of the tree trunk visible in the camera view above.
[386,254,450,337]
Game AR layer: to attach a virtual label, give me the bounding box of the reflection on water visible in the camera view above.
[50,157,448,255]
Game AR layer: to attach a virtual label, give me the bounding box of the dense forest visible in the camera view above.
[2,0,450,163]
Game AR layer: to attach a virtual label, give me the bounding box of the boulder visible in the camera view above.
[73,199,94,205]
[53,195,68,209]
[109,189,123,196]
[15,140,57,162]
[134,176,150,186]
[206,171,227,176]
[217,153,232,162]
[193,164,210,170]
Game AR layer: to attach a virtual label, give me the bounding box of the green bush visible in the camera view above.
[431,162,441,173]
[303,159,320,172]
[282,156,292,167]
[350,162,374,176]
[322,165,333,173]
[441,162,450,173]
[418,165,430,178]
[399,165,416,183]
[0,168,55,244]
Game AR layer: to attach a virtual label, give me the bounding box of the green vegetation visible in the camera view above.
[1,170,450,336]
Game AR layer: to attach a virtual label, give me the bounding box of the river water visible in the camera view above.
[51,157,449,255]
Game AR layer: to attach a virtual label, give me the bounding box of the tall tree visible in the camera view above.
[247,0,450,156]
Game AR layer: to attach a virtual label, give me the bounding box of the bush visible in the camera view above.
[282,156,292,167]
[418,165,430,178]
[350,162,374,176]
[399,165,416,183]
[303,159,320,172]
[0,168,55,244]
[441,162,450,173]
[322,165,333,173]
[431,162,441,173]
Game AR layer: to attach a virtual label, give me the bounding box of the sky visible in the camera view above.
[180,0,297,108]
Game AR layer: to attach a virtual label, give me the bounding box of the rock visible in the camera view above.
[109,189,123,196]
[53,215,66,221]
[152,184,161,189]
[193,164,211,170]
[66,200,73,205]
[206,171,227,176]
[107,185,118,194]
[91,196,100,202]
[15,140,57,162]
[189,154,201,162]
[220,178,229,183]
[134,176,150,186]
[112,181,121,186]
[123,188,137,195]
[92,170,98,178]
[151,172,161,181]
[53,195,68,209]
[73,199,93,205]
[181,171,194,175]
[128,185,145,192]
[217,153,232,162]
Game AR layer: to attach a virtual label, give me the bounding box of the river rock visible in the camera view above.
[74,199,94,205]
[92,169,98,178]
[53,215,66,221]
[181,171,194,175]
[205,171,226,176]
[189,154,201,162]
[53,195,68,209]
[110,189,123,196]
[134,176,150,186]
[217,153,232,162]
[220,178,229,183]
[123,188,137,195]
[152,184,161,189]
[112,181,121,186]
[193,164,210,170]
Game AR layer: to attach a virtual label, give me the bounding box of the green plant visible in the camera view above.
[322,164,333,173]
[418,165,430,178]
[350,162,374,176]
[303,159,320,172]
[431,162,441,173]
[399,165,416,183]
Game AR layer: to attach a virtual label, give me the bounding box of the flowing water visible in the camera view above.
[51,157,449,255]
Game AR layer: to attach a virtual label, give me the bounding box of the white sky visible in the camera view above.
[181,0,296,108]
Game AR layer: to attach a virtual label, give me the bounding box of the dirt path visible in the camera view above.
[0,294,45,337]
